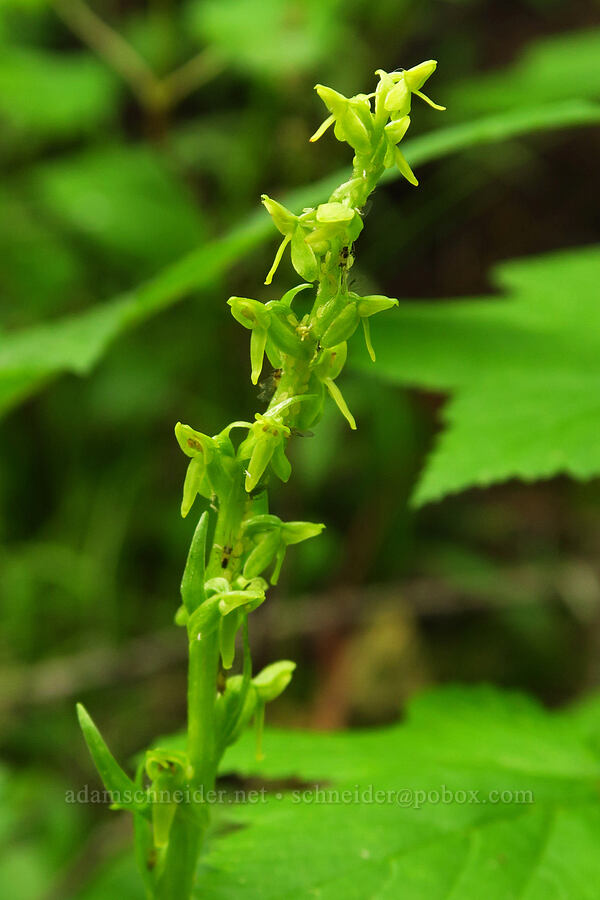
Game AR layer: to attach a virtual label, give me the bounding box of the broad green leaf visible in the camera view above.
[451,29,600,114]
[0,46,118,147]
[353,246,600,505]
[0,101,599,419]
[30,145,207,272]
[196,685,600,898]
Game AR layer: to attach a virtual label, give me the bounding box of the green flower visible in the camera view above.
[376,63,445,185]
[238,414,291,492]
[314,291,398,360]
[356,294,399,361]
[305,201,363,256]
[381,61,445,116]
[261,195,319,285]
[175,422,251,516]
[310,85,374,154]
[312,341,356,429]
[262,197,363,285]
[228,296,274,385]
[174,423,216,518]
[242,514,325,584]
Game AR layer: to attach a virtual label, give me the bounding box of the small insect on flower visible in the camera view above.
[339,244,355,272]
[257,368,282,403]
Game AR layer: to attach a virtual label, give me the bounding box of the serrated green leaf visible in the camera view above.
[198,686,600,899]
[353,246,600,505]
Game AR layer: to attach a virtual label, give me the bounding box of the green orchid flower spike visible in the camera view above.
[78,62,444,900]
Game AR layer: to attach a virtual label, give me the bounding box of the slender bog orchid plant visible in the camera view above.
[77,62,444,899]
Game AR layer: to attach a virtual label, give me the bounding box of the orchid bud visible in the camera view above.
[252,660,296,704]
[404,59,438,93]
[321,301,360,348]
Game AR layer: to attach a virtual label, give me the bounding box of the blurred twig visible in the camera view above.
[50,0,223,114]
[162,47,226,107]
[51,0,162,109]
[3,558,599,715]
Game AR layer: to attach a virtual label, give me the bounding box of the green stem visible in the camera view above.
[188,632,220,789]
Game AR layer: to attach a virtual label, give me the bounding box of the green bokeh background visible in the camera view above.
[1,0,599,895]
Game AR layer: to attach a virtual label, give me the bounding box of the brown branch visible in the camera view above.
[162,47,225,107]
[51,0,223,113]
[51,0,165,109]
[3,558,598,715]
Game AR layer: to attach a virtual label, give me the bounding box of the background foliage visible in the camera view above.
[1,0,599,896]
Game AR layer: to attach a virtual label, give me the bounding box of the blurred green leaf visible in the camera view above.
[0,766,84,900]
[355,246,600,505]
[0,100,598,419]
[200,685,600,898]
[185,0,345,77]
[451,29,600,113]
[31,144,207,272]
[0,187,85,318]
[0,46,119,147]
